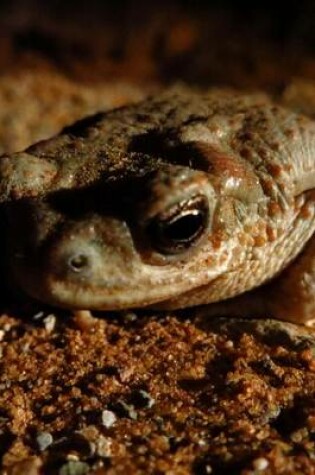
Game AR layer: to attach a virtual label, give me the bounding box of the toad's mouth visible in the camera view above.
[12,256,231,310]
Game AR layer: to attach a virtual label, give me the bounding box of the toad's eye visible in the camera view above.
[147,195,210,255]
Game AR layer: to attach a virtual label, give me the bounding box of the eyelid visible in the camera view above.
[156,195,207,221]
[139,166,214,221]
[156,194,209,223]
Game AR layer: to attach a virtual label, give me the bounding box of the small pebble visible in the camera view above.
[66,454,79,461]
[43,314,56,332]
[203,465,212,474]
[95,436,112,458]
[36,431,53,451]
[252,457,269,470]
[101,410,117,428]
[59,460,89,475]
[123,312,138,322]
[33,311,45,321]
[224,340,234,349]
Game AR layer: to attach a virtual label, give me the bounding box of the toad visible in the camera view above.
[0,89,314,325]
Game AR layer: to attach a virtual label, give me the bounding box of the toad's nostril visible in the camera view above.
[67,253,90,273]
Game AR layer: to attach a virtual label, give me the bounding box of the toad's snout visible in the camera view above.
[8,214,151,310]
[45,216,139,288]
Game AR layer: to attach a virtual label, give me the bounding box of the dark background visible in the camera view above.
[0,0,314,90]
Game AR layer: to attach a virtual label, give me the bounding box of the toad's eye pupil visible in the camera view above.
[148,195,209,255]
[163,211,205,242]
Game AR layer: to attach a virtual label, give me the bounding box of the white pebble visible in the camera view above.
[101,410,117,428]
[44,314,56,332]
[253,457,269,471]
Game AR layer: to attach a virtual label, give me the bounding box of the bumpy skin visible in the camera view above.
[0,89,315,325]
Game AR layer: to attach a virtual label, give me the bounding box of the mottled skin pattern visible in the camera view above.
[0,89,315,325]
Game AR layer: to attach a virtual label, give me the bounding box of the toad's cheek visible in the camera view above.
[10,217,232,310]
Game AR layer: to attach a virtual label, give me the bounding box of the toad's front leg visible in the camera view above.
[264,232,315,326]
[194,232,315,327]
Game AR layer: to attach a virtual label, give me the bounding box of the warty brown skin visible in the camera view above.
[0,88,315,325]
